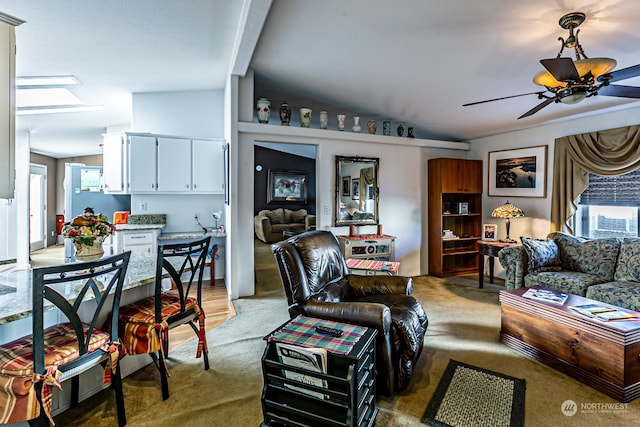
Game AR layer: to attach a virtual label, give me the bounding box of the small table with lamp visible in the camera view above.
[479,201,525,288]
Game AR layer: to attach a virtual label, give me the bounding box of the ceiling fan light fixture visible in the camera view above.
[533,58,617,88]
[559,92,586,104]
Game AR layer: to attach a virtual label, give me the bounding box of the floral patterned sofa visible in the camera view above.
[498,231,640,311]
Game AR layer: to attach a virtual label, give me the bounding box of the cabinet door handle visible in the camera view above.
[193,184,197,189]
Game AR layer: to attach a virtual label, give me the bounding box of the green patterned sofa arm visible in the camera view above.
[498,246,529,289]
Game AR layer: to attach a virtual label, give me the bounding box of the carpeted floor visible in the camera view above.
[55,240,640,426]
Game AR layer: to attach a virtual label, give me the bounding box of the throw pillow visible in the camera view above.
[264,208,285,224]
[552,232,620,281]
[614,238,640,282]
[521,236,561,275]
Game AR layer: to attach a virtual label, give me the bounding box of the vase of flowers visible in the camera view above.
[62,207,115,260]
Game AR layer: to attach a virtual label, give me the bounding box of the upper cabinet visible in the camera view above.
[0,13,23,199]
[438,158,483,194]
[103,132,225,195]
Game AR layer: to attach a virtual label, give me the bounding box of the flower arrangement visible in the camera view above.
[62,207,115,246]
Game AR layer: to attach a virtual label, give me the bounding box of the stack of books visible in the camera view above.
[442,229,459,240]
[569,303,639,321]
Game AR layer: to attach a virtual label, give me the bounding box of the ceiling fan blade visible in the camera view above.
[540,58,580,82]
[463,91,545,107]
[598,84,640,98]
[605,64,640,82]
[517,98,555,119]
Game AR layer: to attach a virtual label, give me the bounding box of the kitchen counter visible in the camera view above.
[114,224,166,232]
[159,230,226,240]
[0,251,158,325]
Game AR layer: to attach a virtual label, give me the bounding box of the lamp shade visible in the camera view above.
[491,201,525,219]
[533,57,616,88]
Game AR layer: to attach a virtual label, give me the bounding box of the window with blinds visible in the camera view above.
[579,169,640,207]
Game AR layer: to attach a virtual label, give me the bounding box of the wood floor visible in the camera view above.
[168,278,236,352]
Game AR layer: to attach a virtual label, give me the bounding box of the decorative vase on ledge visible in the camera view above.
[337,114,346,131]
[352,116,361,133]
[256,97,271,124]
[279,101,291,126]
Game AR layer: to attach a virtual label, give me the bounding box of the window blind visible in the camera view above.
[579,169,640,206]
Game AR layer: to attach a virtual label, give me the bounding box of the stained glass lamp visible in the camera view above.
[491,201,525,243]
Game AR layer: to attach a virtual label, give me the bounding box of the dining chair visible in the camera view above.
[118,236,211,400]
[0,251,131,427]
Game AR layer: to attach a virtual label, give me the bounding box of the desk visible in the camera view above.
[477,241,518,288]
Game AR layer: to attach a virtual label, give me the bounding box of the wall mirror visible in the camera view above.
[335,156,379,226]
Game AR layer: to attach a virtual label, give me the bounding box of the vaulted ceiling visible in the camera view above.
[1,0,639,158]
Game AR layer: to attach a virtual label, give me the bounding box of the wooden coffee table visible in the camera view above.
[500,287,640,402]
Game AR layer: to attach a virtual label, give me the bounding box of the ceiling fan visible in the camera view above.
[463,12,640,119]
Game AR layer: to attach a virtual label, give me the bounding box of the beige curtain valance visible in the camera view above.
[551,124,640,233]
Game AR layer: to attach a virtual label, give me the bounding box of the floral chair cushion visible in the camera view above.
[520,237,561,275]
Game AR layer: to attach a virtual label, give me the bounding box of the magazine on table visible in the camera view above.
[522,288,569,305]
[569,303,639,321]
[569,303,616,317]
[275,342,329,399]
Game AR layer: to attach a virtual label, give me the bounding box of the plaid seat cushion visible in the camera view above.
[0,323,111,424]
[119,293,202,356]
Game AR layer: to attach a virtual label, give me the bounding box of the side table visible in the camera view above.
[477,240,518,288]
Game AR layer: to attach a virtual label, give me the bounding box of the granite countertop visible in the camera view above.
[0,251,158,325]
[159,230,226,240]
[114,224,166,232]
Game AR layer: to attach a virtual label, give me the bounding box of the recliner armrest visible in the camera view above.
[303,299,392,333]
[347,275,413,296]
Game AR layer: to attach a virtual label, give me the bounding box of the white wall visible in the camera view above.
[129,89,227,231]
[132,90,225,138]
[469,105,640,278]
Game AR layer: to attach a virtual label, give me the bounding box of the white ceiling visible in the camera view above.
[2,0,640,158]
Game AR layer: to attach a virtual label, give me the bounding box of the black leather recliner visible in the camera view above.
[271,230,428,395]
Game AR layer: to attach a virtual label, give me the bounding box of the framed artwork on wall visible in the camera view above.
[351,178,360,200]
[483,224,498,241]
[341,176,351,196]
[267,169,307,204]
[488,145,547,198]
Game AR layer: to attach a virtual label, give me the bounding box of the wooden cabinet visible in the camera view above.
[336,234,396,261]
[114,229,160,254]
[428,158,483,277]
[129,134,157,193]
[108,133,225,194]
[0,14,23,199]
[103,133,129,194]
[192,139,224,193]
[261,317,377,427]
[157,137,191,192]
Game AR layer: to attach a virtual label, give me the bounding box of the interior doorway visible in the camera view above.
[253,141,318,264]
[29,163,47,252]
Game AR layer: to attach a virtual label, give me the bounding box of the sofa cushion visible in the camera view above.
[520,237,561,274]
[552,233,620,281]
[586,281,640,312]
[289,209,307,223]
[614,238,640,282]
[524,271,606,297]
[264,208,285,224]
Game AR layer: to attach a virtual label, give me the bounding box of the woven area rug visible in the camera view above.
[421,359,526,427]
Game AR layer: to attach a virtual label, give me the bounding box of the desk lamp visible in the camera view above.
[491,201,525,243]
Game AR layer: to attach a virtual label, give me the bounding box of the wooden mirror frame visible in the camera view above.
[334,156,379,226]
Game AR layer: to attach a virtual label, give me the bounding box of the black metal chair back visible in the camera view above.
[31,251,131,426]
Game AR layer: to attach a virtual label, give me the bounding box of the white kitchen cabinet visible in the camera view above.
[0,14,23,199]
[103,133,129,194]
[119,132,224,194]
[192,139,224,194]
[129,135,158,193]
[115,229,160,254]
[157,137,191,192]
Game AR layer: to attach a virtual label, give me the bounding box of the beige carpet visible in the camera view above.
[55,240,640,426]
